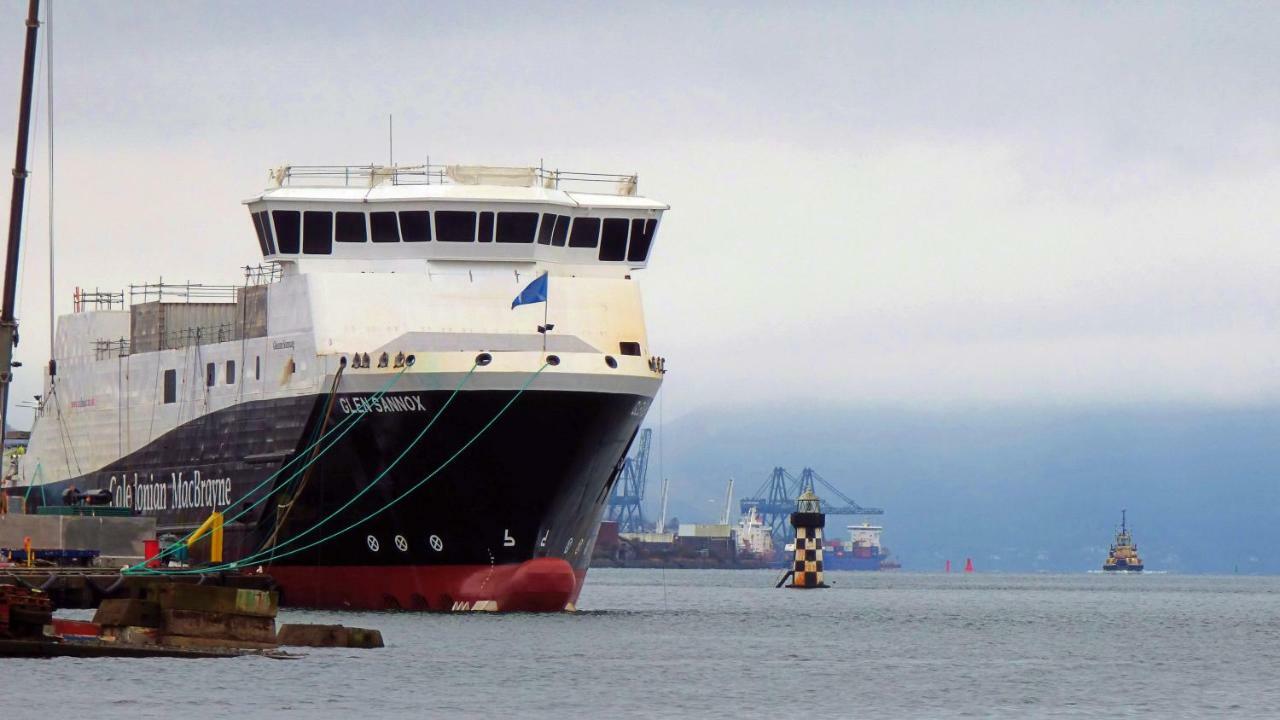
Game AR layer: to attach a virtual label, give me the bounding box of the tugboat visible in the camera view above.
[1103,510,1144,572]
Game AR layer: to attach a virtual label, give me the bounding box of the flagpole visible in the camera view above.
[541,278,549,354]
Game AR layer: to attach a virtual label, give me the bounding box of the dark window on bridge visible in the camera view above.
[551,215,570,247]
[599,218,629,261]
[569,217,600,248]
[250,212,269,255]
[335,211,368,243]
[226,360,236,385]
[627,219,655,262]
[163,370,176,404]
[271,210,301,253]
[537,213,555,245]
[255,356,261,380]
[370,212,399,243]
[261,211,275,253]
[497,212,538,243]
[303,211,333,254]
[399,211,431,242]
[206,363,216,388]
[436,211,476,242]
[619,341,641,356]
[478,211,494,242]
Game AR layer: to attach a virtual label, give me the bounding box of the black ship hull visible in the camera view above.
[12,386,650,610]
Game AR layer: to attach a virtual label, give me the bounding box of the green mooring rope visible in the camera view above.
[144,362,547,575]
[124,363,409,572]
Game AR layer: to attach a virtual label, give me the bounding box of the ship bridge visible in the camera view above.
[244,164,668,273]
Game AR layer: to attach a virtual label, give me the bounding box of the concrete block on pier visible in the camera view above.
[277,623,384,648]
[162,609,277,644]
[93,598,161,628]
[145,584,277,618]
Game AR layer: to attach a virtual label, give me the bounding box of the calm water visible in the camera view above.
[5,570,1280,719]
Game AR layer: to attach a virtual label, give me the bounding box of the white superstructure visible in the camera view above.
[18,163,668,500]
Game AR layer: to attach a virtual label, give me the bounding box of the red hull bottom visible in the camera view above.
[268,558,585,612]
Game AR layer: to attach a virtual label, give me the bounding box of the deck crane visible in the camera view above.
[605,428,652,533]
[739,466,883,542]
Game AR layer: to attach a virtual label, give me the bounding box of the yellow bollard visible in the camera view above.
[210,511,224,563]
[186,510,226,564]
[23,535,32,568]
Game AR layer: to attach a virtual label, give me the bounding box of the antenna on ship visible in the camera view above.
[0,0,43,444]
[1122,508,1127,533]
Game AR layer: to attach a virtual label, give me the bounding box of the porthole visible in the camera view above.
[546,355,561,366]
[406,354,416,366]
[476,352,492,367]
[604,355,618,369]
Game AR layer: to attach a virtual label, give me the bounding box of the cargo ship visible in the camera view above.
[6,163,668,611]
[1103,509,1143,572]
[735,506,774,561]
[824,522,893,571]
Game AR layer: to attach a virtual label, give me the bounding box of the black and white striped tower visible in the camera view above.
[787,488,827,588]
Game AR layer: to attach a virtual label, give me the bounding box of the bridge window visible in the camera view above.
[303,211,333,254]
[537,213,555,245]
[163,370,176,404]
[478,211,494,243]
[436,211,476,242]
[498,212,538,243]
[628,218,655,262]
[225,360,236,384]
[250,212,269,255]
[599,218,629,261]
[370,212,400,243]
[206,362,216,388]
[619,341,641,356]
[336,211,368,243]
[399,211,431,242]
[569,217,600,248]
[272,210,301,253]
[551,215,570,247]
[261,211,275,253]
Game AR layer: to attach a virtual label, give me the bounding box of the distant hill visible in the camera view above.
[641,404,1280,574]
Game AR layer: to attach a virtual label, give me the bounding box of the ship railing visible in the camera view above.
[129,279,241,304]
[271,163,640,196]
[242,262,282,286]
[93,338,130,360]
[72,287,125,313]
[160,323,237,351]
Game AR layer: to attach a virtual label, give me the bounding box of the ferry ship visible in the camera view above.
[1103,509,1143,572]
[7,163,668,611]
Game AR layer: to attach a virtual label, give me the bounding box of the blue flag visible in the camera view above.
[511,272,548,309]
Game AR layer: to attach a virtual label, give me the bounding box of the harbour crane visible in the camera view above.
[739,466,883,542]
[605,428,652,533]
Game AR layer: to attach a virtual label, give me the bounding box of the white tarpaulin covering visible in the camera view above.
[446,165,536,187]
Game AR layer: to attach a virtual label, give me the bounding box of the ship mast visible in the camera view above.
[0,0,41,442]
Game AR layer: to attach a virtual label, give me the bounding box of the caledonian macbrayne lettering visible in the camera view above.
[107,471,233,514]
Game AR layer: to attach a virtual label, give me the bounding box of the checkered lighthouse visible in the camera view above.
[787,488,827,588]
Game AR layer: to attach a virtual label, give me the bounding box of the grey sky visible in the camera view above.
[1,1,1277,426]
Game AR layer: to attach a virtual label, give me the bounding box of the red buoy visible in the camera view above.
[964,557,974,573]
[945,559,951,573]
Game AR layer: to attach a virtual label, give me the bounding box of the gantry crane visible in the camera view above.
[739,466,883,542]
[605,428,652,533]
